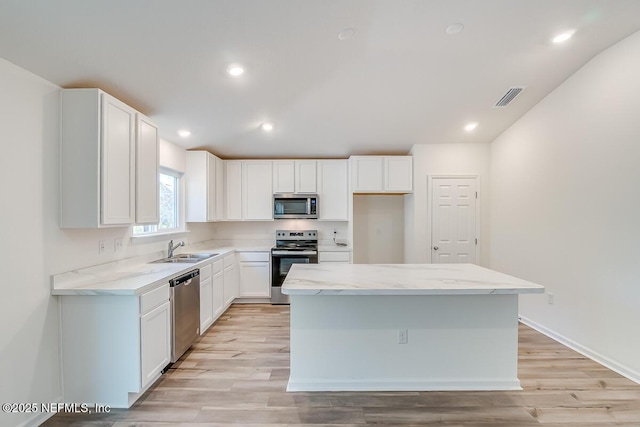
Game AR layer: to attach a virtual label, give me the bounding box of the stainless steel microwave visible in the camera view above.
[273,194,318,219]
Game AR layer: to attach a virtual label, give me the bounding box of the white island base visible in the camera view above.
[283,264,544,392]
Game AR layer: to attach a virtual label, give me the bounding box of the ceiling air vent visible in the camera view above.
[494,86,525,107]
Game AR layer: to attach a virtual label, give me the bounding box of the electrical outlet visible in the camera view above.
[398,329,408,344]
[547,292,554,305]
[98,240,106,255]
[114,238,123,252]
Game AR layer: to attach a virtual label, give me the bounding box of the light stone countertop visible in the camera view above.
[282,263,544,296]
[51,241,272,296]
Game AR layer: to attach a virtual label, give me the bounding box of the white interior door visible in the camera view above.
[431,177,478,263]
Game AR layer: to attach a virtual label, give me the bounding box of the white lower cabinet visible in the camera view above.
[318,251,352,264]
[212,269,224,317]
[59,284,171,408]
[140,300,171,389]
[199,276,214,333]
[223,254,239,306]
[200,257,232,335]
[237,252,271,298]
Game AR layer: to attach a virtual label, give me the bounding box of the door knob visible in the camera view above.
[433,246,439,251]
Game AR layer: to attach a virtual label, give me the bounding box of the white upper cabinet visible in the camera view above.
[101,94,136,225]
[350,156,413,193]
[135,114,159,224]
[243,161,273,220]
[273,160,316,193]
[351,156,384,192]
[214,156,225,220]
[272,161,295,193]
[295,160,317,193]
[317,160,349,221]
[384,157,413,192]
[225,161,243,220]
[185,151,223,222]
[223,160,273,221]
[61,88,156,228]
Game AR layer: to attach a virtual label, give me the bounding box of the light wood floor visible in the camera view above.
[44,304,640,426]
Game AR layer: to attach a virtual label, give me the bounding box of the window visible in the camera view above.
[133,169,182,235]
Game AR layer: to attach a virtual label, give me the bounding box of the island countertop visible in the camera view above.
[281,263,545,295]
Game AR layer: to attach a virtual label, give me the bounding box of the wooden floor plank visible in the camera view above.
[43,304,640,426]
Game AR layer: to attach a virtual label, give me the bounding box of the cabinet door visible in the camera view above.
[239,262,271,297]
[225,161,242,220]
[351,156,383,192]
[101,93,136,225]
[317,160,348,221]
[212,271,224,318]
[295,160,317,193]
[140,301,170,389]
[223,264,238,306]
[273,161,295,193]
[215,157,225,220]
[206,154,216,221]
[135,114,159,224]
[200,277,213,334]
[242,161,273,220]
[385,157,413,192]
[185,151,208,223]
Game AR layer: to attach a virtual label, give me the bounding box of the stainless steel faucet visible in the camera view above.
[168,240,184,258]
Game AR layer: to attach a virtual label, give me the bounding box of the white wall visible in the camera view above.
[159,137,186,173]
[404,143,491,266]
[0,57,63,427]
[353,195,404,263]
[0,58,209,426]
[490,31,640,382]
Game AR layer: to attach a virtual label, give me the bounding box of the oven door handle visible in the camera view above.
[272,250,318,256]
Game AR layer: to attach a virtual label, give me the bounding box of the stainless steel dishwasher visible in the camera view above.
[170,269,200,363]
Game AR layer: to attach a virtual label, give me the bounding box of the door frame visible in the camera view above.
[427,175,481,263]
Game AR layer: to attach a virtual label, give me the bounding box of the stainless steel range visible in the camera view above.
[271,229,318,304]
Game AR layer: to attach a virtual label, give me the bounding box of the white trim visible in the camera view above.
[19,395,63,427]
[287,378,521,392]
[519,316,640,385]
[427,175,481,264]
[130,229,191,243]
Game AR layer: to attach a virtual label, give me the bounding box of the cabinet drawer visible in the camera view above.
[212,259,223,274]
[199,263,212,280]
[318,251,351,263]
[223,254,236,268]
[140,283,170,315]
[237,251,270,262]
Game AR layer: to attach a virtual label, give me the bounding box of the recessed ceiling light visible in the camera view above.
[261,122,274,132]
[227,65,245,76]
[177,129,191,138]
[338,28,356,41]
[464,122,478,132]
[552,31,574,44]
[446,23,464,35]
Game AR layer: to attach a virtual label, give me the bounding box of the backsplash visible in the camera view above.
[211,220,348,246]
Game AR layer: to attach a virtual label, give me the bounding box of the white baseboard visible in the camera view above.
[19,395,62,427]
[287,378,522,392]
[519,315,640,385]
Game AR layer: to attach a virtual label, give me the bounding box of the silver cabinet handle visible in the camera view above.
[433,246,439,251]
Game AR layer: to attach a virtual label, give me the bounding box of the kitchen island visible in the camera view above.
[281,263,544,392]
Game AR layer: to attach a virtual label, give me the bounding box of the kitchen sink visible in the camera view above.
[150,253,218,264]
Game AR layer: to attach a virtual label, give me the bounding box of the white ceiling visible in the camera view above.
[1,0,640,158]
